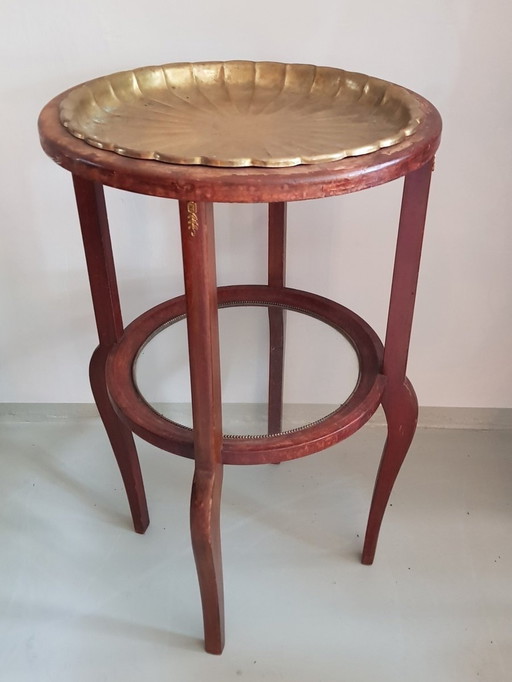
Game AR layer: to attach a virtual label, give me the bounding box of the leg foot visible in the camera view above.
[361,379,418,564]
[190,465,225,654]
[90,345,149,534]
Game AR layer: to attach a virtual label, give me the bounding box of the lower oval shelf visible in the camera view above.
[106,285,386,464]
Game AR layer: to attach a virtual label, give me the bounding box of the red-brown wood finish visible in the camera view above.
[72,176,149,534]
[105,285,385,463]
[38,84,441,654]
[178,201,224,654]
[362,161,433,564]
[267,202,287,434]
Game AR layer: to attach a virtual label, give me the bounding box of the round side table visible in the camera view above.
[38,71,441,654]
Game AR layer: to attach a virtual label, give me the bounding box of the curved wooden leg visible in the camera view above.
[73,175,149,534]
[180,200,225,654]
[361,379,417,564]
[190,466,224,654]
[90,345,149,534]
[362,161,433,564]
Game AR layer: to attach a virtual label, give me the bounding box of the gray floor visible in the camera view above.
[1,417,511,681]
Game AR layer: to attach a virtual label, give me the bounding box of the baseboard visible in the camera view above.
[1,402,511,430]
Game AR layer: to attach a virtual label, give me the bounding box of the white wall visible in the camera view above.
[1,0,511,407]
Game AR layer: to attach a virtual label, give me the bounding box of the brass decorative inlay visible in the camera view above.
[59,61,423,168]
[187,201,199,236]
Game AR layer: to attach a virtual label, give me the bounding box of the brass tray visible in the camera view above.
[60,61,423,168]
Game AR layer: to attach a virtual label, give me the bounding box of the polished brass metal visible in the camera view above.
[187,201,199,237]
[60,61,423,168]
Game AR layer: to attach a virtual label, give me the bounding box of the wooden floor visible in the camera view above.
[1,415,511,681]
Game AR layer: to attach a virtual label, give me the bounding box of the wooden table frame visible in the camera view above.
[39,89,441,654]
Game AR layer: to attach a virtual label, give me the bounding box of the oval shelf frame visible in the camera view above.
[106,285,386,464]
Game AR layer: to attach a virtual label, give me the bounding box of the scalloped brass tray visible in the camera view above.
[60,61,423,168]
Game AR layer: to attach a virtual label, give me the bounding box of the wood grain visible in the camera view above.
[267,202,287,435]
[179,200,224,653]
[72,176,149,533]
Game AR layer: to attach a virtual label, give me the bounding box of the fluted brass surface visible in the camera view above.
[60,61,423,168]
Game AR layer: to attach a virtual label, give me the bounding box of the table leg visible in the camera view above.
[362,160,434,565]
[179,200,225,654]
[72,176,149,534]
[268,202,287,435]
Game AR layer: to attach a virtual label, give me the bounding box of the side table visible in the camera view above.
[38,62,441,654]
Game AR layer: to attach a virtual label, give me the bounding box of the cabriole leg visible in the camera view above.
[179,200,225,654]
[362,161,433,565]
[72,176,149,533]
